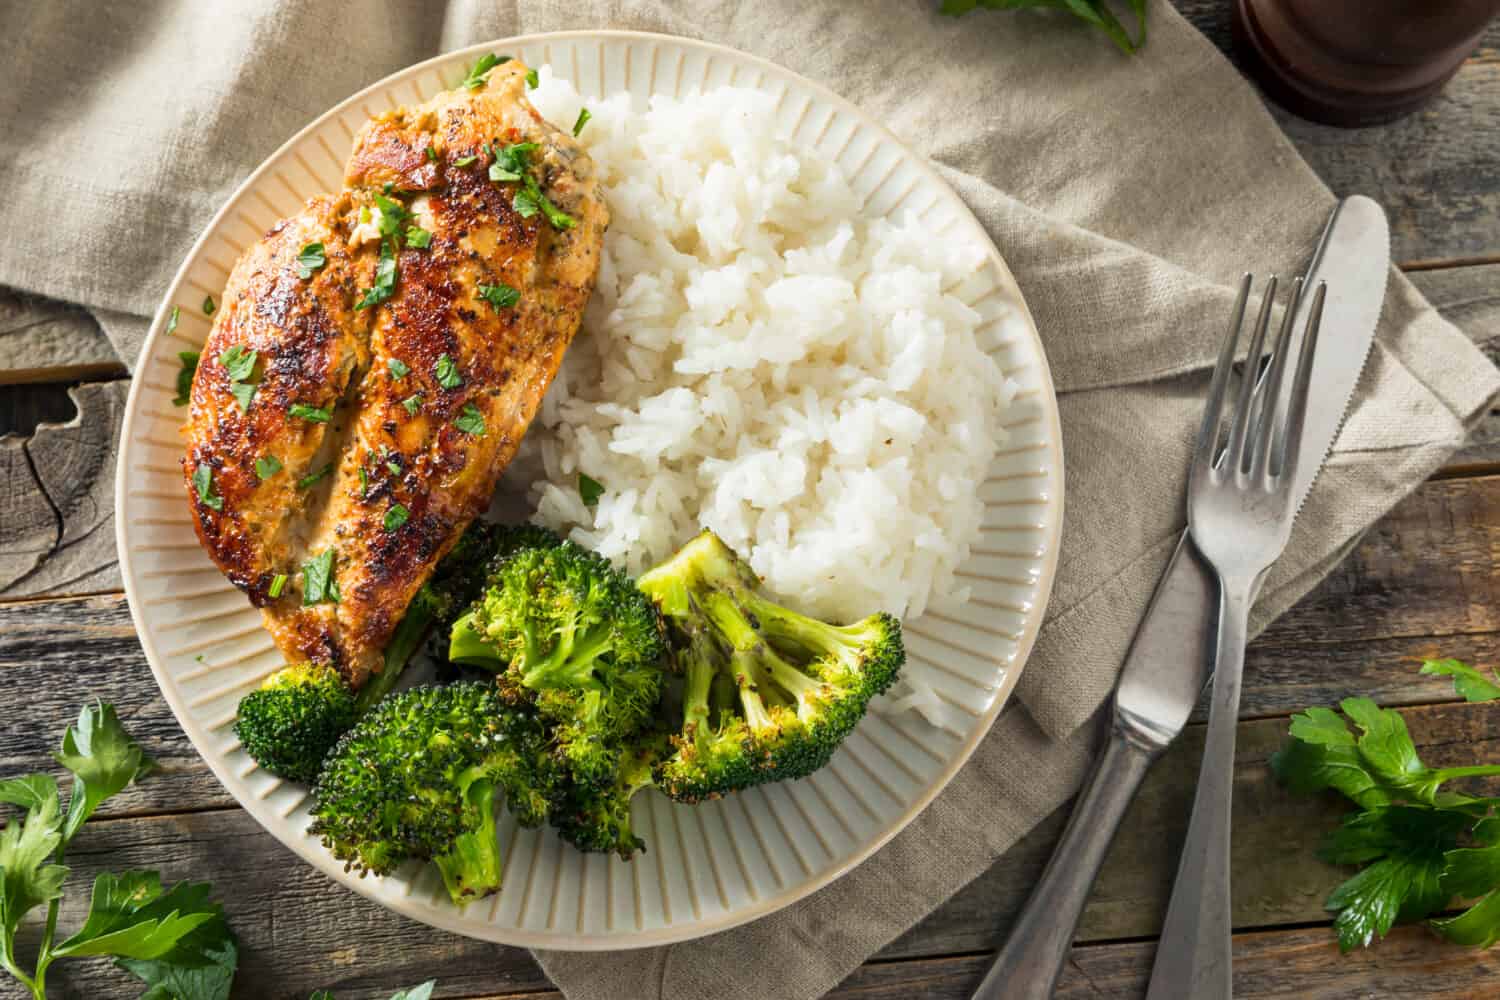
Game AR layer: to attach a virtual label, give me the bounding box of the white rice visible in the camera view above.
[519,71,1016,656]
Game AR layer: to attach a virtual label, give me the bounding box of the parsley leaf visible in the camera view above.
[462,52,509,90]
[425,145,437,162]
[217,345,256,383]
[1433,890,1500,948]
[525,66,539,88]
[229,381,257,412]
[54,703,157,841]
[254,456,282,480]
[938,0,1147,56]
[1421,659,1500,703]
[405,226,432,249]
[372,194,410,238]
[0,774,61,815]
[172,350,199,407]
[165,305,180,336]
[434,354,463,390]
[288,402,331,423]
[202,295,215,315]
[302,549,338,605]
[384,503,410,531]
[478,282,520,311]
[579,473,605,507]
[192,464,224,512]
[453,403,485,436]
[117,914,237,1000]
[356,238,398,310]
[390,982,438,1000]
[0,790,67,956]
[401,394,422,416]
[297,463,333,489]
[388,358,411,379]
[268,573,287,599]
[296,242,326,279]
[512,187,540,219]
[453,154,478,167]
[50,872,220,961]
[573,108,592,136]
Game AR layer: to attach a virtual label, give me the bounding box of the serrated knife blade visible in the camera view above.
[972,195,1390,1000]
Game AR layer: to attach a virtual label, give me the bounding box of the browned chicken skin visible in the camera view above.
[184,60,608,686]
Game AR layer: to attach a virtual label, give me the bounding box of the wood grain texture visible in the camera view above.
[1172,0,1500,267]
[0,381,124,598]
[0,289,120,384]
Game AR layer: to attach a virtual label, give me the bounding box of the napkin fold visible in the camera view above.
[5,2,1496,998]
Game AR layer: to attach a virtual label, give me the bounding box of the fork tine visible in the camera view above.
[1194,274,1252,482]
[1275,282,1327,486]
[1225,276,1278,475]
[1250,277,1304,483]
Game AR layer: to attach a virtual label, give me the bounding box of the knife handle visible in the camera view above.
[971,715,1160,1000]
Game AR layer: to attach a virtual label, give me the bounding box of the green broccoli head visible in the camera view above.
[637,531,904,804]
[309,682,558,905]
[550,739,663,859]
[234,663,357,784]
[448,539,666,781]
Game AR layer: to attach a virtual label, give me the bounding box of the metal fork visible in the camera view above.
[1144,274,1327,1000]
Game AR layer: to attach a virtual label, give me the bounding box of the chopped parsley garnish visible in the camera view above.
[202,295,216,315]
[297,462,333,489]
[405,226,432,249]
[254,455,282,480]
[288,402,331,423]
[477,282,520,312]
[573,108,592,136]
[172,350,199,407]
[218,345,256,382]
[434,354,462,390]
[387,358,411,379]
[401,394,422,416]
[192,463,223,511]
[372,194,410,237]
[512,187,540,219]
[301,548,338,605]
[296,241,326,279]
[488,141,537,184]
[384,455,402,474]
[355,238,398,310]
[453,403,485,436]
[579,473,605,507]
[425,145,437,162]
[165,304,181,335]
[357,466,368,494]
[381,181,394,195]
[218,345,259,413]
[535,191,576,230]
[462,52,509,90]
[383,503,410,532]
[453,155,478,167]
[524,66,539,89]
[268,573,287,599]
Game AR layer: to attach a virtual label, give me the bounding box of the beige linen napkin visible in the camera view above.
[4,2,1496,998]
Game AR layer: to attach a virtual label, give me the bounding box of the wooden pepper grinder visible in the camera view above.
[1233,0,1500,126]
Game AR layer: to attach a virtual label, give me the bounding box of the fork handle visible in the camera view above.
[1144,581,1252,1000]
[971,716,1158,1000]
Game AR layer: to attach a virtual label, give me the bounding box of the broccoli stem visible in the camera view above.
[739,592,870,671]
[449,610,504,668]
[520,619,613,691]
[728,649,776,732]
[433,772,503,906]
[758,648,826,719]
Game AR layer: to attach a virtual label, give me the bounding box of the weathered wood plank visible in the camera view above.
[0,381,124,598]
[11,695,1496,999]
[837,922,1500,1000]
[0,288,120,384]
[9,810,550,1000]
[1409,264,1500,471]
[1171,0,1500,266]
[880,699,1500,961]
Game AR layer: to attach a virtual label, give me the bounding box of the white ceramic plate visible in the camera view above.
[115,31,1064,949]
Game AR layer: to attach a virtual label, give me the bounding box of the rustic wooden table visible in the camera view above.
[2,5,1498,998]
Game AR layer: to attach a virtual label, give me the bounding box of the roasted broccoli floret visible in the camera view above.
[310,682,557,905]
[447,539,666,786]
[549,738,664,859]
[234,663,357,783]
[637,530,904,803]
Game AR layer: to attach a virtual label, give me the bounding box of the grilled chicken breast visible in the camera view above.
[185,59,607,686]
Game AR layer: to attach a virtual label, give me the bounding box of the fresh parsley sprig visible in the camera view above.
[1274,660,1500,952]
[0,704,238,999]
[939,0,1147,56]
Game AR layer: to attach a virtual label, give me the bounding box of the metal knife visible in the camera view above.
[970,195,1391,1000]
